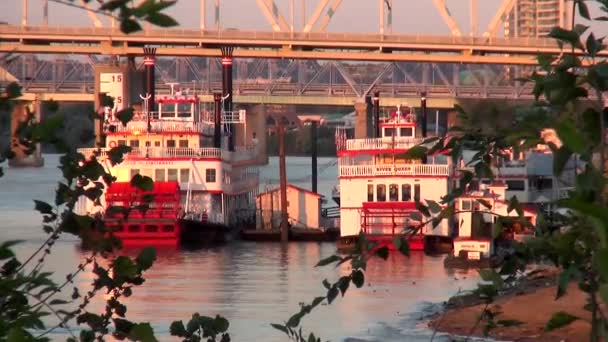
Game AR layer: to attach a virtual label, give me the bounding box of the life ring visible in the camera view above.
[109,141,117,148]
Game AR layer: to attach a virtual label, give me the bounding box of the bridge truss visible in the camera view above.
[1,54,535,102]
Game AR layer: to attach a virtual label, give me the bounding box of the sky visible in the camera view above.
[1,0,606,36]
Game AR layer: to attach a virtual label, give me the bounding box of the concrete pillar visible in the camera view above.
[236,104,268,165]
[354,98,368,139]
[9,101,44,167]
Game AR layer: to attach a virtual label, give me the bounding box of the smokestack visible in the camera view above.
[421,91,427,164]
[143,47,157,112]
[365,94,373,137]
[421,91,427,138]
[213,93,222,148]
[372,91,380,138]
[221,46,234,151]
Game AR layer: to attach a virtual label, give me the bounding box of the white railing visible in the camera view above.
[222,110,246,124]
[339,163,451,177]
[344,137,424,151]
[78,147,221,159]
[105,120,210,134]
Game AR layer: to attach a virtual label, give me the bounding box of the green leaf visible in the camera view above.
[136,247,156,271]
[100,0,130,11]
[375,246,389,260]
[121,19,142,34]
[337,276,350,296]
[129,323,158,342]
[415,201,431,218]
[270,323,289,334]
[577,0,591,19]
[548,27,582,48]
[113,256,138,279]
[146,12,178,27]
[557,265,575,299]
[315,255,341,267]
[311,296,325,308]
[545,311,578,332]
[507,196,523,217]
[537,54,557,71]
[49,299,69,305]
[6,82,23,99]
[426,200,441,214]
[108,145,132,166]
[130,174,154,191]
[286,312,303,328]
[352,270,365,288]
[556,120,585,154]
[33,200,53,215]
[326,286,339,304]
[116,107,135,126]
[586,32,605,57]
[212,315,229,333]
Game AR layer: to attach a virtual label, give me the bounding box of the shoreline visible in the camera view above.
[428,268,593,341]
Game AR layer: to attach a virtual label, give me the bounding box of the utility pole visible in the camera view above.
[278,119,289,243]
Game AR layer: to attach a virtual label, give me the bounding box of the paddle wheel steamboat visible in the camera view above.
[77,48,260,246]
[335,92,453,253]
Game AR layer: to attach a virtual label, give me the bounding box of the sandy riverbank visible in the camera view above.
[429,270,594,341]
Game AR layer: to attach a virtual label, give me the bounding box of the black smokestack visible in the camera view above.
[143,47,156,112]
[372,91,380,138]
[213,92,222,148]
[365,94,373,138]
[421,91,427,138]
[221,47,234,151]
[421,91,427,164]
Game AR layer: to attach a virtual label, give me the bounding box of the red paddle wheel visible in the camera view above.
[104,181,181,246]
[360,202,425,251]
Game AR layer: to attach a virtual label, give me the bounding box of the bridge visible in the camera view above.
[1,0,584,107]
[0,24,587,65]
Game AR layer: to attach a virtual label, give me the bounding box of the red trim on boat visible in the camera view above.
[339,175,449,179]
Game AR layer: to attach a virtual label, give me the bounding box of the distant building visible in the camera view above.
[256,184,322,230]
[505,0,569,38]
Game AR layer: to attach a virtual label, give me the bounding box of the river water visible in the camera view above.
[0,155,480,341]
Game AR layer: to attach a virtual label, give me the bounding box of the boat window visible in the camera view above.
[206,168,217,183]
[461,200,471,211]
[401,184,411,201]
[179,139,189,148]
[129,140,139,147]
[155,169,165,181]
[376,184,386,202]
[506,180,525,191]
[180,169,190,183]
[161,103,176,118]
[383,128,395,137]
[166,140,176,148]
[154,141,161,147]
[145,141,151,147]
[117,140,126,146]
[367,184,374,202]
[414,184,421,202]
[178,103,192,118]
[167,169,178,181]
[400,127,414,137]
[130,169,140,179]
[389,184,399,201]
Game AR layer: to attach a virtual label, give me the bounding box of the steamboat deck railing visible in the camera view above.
[339,163,451,177]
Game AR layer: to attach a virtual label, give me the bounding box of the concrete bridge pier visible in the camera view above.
[9,99,44,167]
